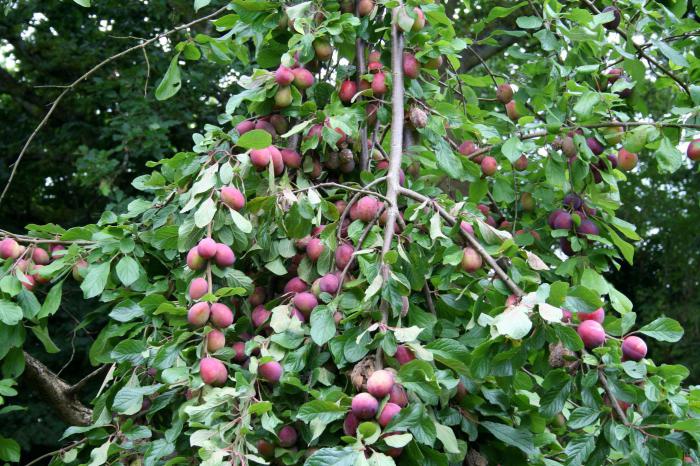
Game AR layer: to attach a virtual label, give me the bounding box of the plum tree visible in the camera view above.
[0,1,698,465]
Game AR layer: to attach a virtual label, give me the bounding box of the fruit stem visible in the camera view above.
[597,369,630,426]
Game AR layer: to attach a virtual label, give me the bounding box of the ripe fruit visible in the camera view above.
[0,238,20,260]
[206,330,226,352]
[552,211,573,230]
[32,265,50,284]
[269,145,284,175]
[505,100,520,120]
[251,305,271,328]
[461,247,482,273]
[562,136,577,158]
[480,156,498,176]
[513,154,528,171]
[197,237,218,260]
[388,385,408,407]
[335,244,354,269]
[188,302,211,327]
[221,187,245,211]
[577,320,606,349]
[236,120,255,135]
[402,53,420,79]
[274,86,293,108]
[355,196,380,222]
[687,138,700,161]
[319,274,340,294]
[339,80,357,103]
[293,292,318,315]
[622,335,647,361]
[72,259,88,282]
[292,68,315,89]
[200,357,228,386]
[278,425,298,447]
[458,140,477,157]
[275,65,294,86]
[372,72,387,96]
[367,369,395,398]
[357,0,374,17]
[214,244,236,268]
[306,238,325,262]
[343,413,359,436]
[187,246,206,270]
[210,303,234,328]
[313,39,333,61]
[270,114,288,134]
[460,221,474,235]
[424,55,443,69]
[255,119,277,137]
[351,392,379,419]
[586,137,605,155]
[232,341,247,363]
[395,345,415,365]
[259,361,283,383]
[32,248,50,265]
[250,147,271,170]
[284,277,308,294]
[496,83,513,104]
[560,237,575,256]
[411,7,425,31]
[602,6,621,30]
[606,68,623,87]
[189,277,209,300]
[563,193,583,210]
[578,307,604,323]
[612,148,636,171]
[378,402,401,427]
[577,219,599,237]
[281,149,302,168]
[249,286,266,306]
[256,439,274,459]
[21,274,36,291]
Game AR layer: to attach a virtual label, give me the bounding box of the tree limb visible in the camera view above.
[23,352,92,426]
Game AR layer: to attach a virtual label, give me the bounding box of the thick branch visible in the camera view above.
[355,4,370,172]
[23,352,92,426]
[398,186,524,297]
[0,5,229,206]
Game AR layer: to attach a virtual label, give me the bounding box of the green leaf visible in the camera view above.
[230,209,253,233]
[113,385,161,415]
[194,197,217,228]
[655,137,683,174]
[639,317,684,342]
[72,0,90,6]
[87,440,111,466]
[194,0,211,12]
[563,435,595,466]
[485,2,527,22]
[237,129,272,150]
[516,15,543,29]
[0,300,24,325]
[297,400,347,424]
[651,39,688,67]
[481,421,536,455]
[304,447,360,466]
[310,307,336,346]
[155,54,182,101]
[116,256,139,287]
[30,325,61,353]
[434,423,459,453]
[568,407,600,429]
[0,436,20,462]
[81,262,111,299]
[573,92,600,119]
[38,282,62,319]
[109,300,144,323]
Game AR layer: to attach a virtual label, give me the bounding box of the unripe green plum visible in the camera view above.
[313,39,333,61]
[520,192,535,211]
[274,86,293,108]
[411,7,425,31]
[461,247,482,273]
[269,114,288,134]
[72,259,88,282]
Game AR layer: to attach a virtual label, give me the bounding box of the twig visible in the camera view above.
[355,4,370,172]
[376,9,405,370]
[336,177,387,242]
[423,283,436,315]
[398,186,524,297]
[0,5,229,206]
[598,369,629,426]
[24,438,87,466]
[292,182,389,202]
[467,46,498,87]
[67,365,110,395]
[336,204,385,291]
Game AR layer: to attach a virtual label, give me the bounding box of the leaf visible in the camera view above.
[194,0,211,12]
[38,282,62,319]
[31,325,61,353]
[230,209,253,233]
[655,137,683,174]
[573,92,600,118]
[639,317,684,342]
[304,447,360,466]
[72,0,90,6]
[0,436,20,462]
[310,307,336,346]
[563,434,595,466]
[87,440,111,466]
[493,306,532,339]
[481,421,536,455]
[155,54,182,101]
[568,407,599,429]
[0,300,24,325]
[651,39,688,67]
[297,400,347,424]
[485,2,527,22]
[109,300,144,322]
[434,423,459,453]
[194,198,217,228]
[116,256,139,287]
[237,129,272,150]
[81,262,111,299]
[516,15,543,29]
[384,433,412,448]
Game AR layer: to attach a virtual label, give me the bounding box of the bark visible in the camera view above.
[23,352,93,426]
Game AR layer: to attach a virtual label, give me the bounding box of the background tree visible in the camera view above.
[0,0,699,465]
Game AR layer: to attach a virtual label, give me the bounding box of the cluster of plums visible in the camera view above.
[571,307,648,361]
[547,192,600,256]
[186,237,236,270]
[0,238,73,290]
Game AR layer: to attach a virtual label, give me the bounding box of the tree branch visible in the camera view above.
[0,5,229,207]
[23,352,92,426]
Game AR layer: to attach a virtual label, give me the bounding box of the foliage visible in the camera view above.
[0,0,699,465]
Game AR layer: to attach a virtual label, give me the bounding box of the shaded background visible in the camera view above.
[0,0,698,462]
